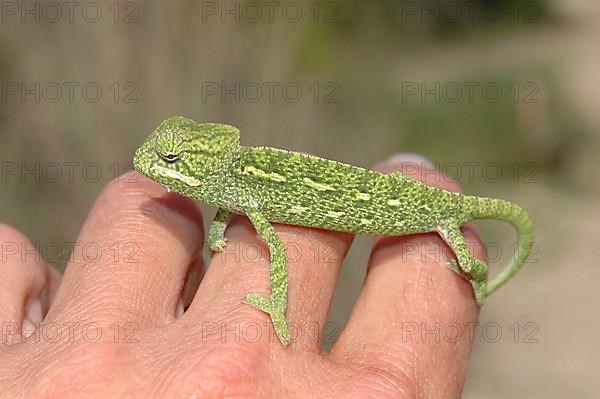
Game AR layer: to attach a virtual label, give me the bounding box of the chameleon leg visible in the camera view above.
[243,208,290,347]
[437,226,488,305]
[208,208,232,251]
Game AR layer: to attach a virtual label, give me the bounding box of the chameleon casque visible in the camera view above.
[133,116,534,347]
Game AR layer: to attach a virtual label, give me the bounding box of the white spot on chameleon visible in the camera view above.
[152,166,201,187]
[356,192,371,201]
[387,199,401,207]
[290,205,307,214]
[303,177,335,192]
[243,166,286,182]
[327,211,344,218]
[360,218,372,225]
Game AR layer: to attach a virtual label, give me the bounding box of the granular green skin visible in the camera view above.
[134,116,535,347]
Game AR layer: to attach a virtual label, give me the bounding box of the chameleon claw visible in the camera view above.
[469,260,488,282]
[447,258,461,274]
[209,238,228,252]
[446,258,488,305]
[242,293,271,311]
[471,279,487,306]
[243,293,290,347]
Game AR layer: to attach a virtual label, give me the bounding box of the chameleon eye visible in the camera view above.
[155,129,187,164]
[159,152,180,163]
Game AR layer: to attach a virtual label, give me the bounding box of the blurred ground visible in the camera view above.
[0,0,598,397]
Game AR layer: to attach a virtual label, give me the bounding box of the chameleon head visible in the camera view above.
[133,116,240,200]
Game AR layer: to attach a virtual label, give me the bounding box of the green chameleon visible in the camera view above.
[133,116,534,347]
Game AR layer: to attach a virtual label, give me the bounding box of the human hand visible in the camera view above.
[0,154,484,398]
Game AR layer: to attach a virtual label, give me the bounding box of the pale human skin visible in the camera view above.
[0,154,484,398]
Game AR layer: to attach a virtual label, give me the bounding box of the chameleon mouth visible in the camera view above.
[151,165,202,187]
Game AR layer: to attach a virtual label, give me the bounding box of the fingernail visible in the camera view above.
[22,297,43,338]
[384,152,435,169]
[176,300,184,317]
[22,319,36,338]
[26,298,43,322]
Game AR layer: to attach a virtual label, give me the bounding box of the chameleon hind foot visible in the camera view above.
[447,258,487,305]
[438,226,490,306]
[471,278,487,306]
[243,293,291,347]
[469,259,488,282]
[466,260,488,305]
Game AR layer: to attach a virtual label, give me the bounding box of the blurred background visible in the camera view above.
[0,0,598,397]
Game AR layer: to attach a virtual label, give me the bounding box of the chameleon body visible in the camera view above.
[133,116,534,347]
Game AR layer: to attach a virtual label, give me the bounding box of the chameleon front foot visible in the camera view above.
[209,238,228,252]
[243,293,291,347]
[208,208,232,251]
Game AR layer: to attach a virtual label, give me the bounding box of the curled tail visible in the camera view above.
[466,196,534,296]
